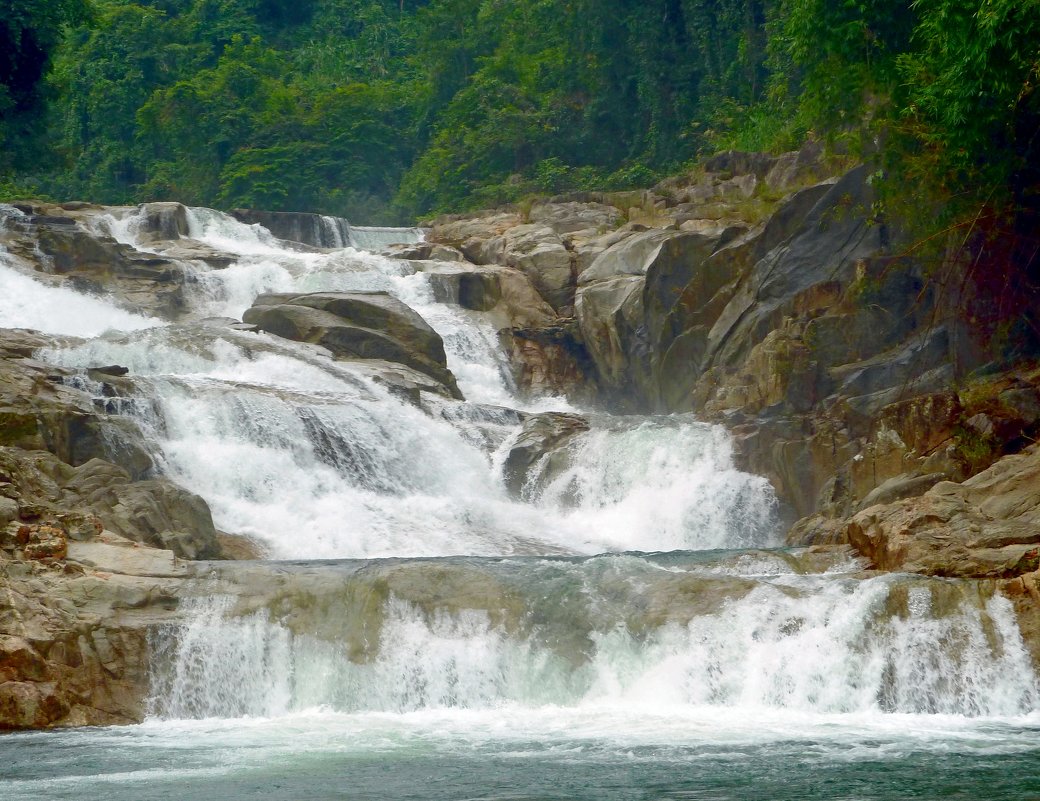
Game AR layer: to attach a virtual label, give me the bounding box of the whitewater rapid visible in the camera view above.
[25,205,778,558]
[2,204,1039,801]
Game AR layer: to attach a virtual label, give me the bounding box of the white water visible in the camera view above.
[44,323,774,556]
[151,570,1040,721]
[0,256,160,338]
[38,206,776,557]
[6,202,1039,757]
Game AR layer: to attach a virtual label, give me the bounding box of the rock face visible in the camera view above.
[0,447,222,560]
[843,446,1040,578]
[0,332,158,479]
[230,209,351,248]
[243,291,462,399]
[0,531,196,729]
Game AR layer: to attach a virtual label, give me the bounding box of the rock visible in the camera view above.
[430,214,576,312]
[0,637,49,682]
[0,496,18,527]
[426,211,522,246]
[505,320,598,403]
[22,523,68,560]
[88,365,129,377]
[230,209,350,248]
[243,291,462,399]
[859,472,949,509]
[18,222,189,319]
[578,229,675,285]
[575,275,648,406]
[418,262,556,331]
[138,202,190,241]
[764,141,828,192]
[527,201,623,235]
[843,446,1040,577]
[382,242,465,262]
[0,354,156,478]
[502,412,590,497]
[0,448,222,560]
[0,681,69,728]
[702,150,777,179]
[471,224,574,312]
[63,458,222,560]
[426,264,503,311]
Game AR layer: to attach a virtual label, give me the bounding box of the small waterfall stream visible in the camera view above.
[1,203,1038,801]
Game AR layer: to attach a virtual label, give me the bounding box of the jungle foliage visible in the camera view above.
[0,0,1037,228]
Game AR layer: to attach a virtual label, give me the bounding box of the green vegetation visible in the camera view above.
[0,0,1037,239]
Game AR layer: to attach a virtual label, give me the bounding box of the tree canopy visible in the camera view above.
[1,0,1037,228]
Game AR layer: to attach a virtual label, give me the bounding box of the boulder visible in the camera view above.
[19,222,190,319]
[419,262,556,331]
[575,275,648,405]
[843,445,1040,577]
[502,412,590,497]
[0,448,223,560]
[577,229,675,286]
[505,319,598,403]
[0,350,156,479]
[527,201,623,235]
[243,291,462,399]
[138,202,190,241]
[230,209,349,248]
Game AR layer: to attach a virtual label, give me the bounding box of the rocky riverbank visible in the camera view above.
[1,143,1038,728]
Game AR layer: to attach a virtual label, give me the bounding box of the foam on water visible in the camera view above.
[0,258,160,337]
[46,324,774,557]
[149,573,1040,721]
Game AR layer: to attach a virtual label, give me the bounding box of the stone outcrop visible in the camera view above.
[0,447,222,560]
[842,446,1040,578]
[243,291,462,399]
[502,412,589,497]
[0,331,156,479]
[0,535,189,729]
[230,208,352,248]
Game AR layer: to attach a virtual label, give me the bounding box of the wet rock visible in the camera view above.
[138,202,190,241]
[418,262,555,331]
[0,448,222,560]
[502,412,590,497]
[574,274,648,407]
[505,319,598,403]
[230,209,349,248]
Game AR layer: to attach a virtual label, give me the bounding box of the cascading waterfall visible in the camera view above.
[150,560,1039,720]
[38,206,777,556]
[0,207,160,337]
[4,203,1039,801]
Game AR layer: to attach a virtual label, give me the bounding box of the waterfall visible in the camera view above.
[150,564,1040,720]
[4,201,1038,786]
[0,254,160,337]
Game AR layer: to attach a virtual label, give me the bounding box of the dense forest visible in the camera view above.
[1,0,1038,230]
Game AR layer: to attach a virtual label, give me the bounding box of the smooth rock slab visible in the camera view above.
[243,291,461,399]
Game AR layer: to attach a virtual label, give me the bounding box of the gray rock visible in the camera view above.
[502,412,590,497]
[243,291,461,398]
